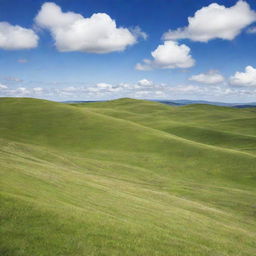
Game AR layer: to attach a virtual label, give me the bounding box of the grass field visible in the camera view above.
[1,97,256,256]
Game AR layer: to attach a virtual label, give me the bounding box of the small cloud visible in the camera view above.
[189,70,225,84]
[96,83,113,89]
[137,79,154,87]
[136,41,195,71]
[131,26,148,40]
[229,66,256,87]
[135,62,152,71]
[10,87,31,96]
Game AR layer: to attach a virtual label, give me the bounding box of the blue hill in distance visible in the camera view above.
[62,99,256,108]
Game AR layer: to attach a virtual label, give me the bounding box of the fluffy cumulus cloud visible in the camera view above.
[229,66,256,87]
[189,70,225,84]
[163,0,256,42]
[136,41,195,70]
[0,22,38,50]
[35,2,146,53]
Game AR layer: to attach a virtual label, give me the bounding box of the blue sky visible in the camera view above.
[0,0,256,102]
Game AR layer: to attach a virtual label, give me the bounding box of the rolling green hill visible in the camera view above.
[1,97,256,256]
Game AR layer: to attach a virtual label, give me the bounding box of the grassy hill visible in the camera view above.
[1,97,256,256]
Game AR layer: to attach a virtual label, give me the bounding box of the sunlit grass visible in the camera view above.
[1,97,255,256]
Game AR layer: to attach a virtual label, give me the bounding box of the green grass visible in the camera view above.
[1,97,256,256]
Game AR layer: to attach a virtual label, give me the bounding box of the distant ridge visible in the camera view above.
[154,99,256,108]
[62,100,100,104]
[62,99,256,108]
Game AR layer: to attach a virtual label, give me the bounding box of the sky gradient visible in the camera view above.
[0,0,256,102]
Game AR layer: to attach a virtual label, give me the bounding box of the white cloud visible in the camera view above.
[32,87,44,93]
[189,70,225,84]
[96,83,113,89]
[136,41,195,70]
[1,79,255,101]
[14,87,31,95]
[95,83,121,92]
[0,86,48,97]
[150,41,195,68]
[134,89,166,99]
[2,87,31,97]
[131,26,148,40]
[84,83,122,93]
[0,84,8,90]
[229,66,256,87]
[86,87,101,93]
[55,79,164,98]
[163,1,256,42]
[135,60,152,71]
[137,79,154,87]
[0,22,38,50]
[167,84,251,99]
[247,26,256,34]
[35,2,145,53]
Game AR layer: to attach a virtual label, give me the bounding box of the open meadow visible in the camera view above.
[1,97,256,256]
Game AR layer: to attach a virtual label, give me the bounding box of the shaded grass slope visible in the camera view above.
[80,98,256,154]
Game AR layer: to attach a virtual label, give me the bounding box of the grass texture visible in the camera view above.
[1,97,256,256]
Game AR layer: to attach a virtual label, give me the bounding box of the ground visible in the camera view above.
[0,97,256,256]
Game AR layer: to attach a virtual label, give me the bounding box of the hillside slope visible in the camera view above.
[1,97,256,256]
[79,98,256,155]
